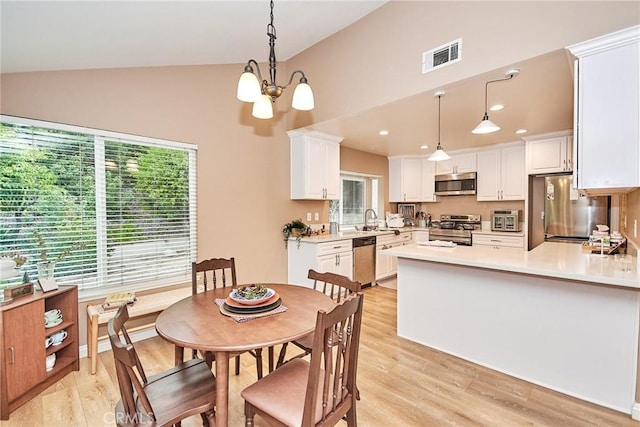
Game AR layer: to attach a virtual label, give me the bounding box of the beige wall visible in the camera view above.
[286,1,639,128]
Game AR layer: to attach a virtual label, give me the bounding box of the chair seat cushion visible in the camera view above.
[241,358,335,427]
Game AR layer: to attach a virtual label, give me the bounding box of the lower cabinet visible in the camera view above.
[376,232,412,281]
[288,239,353,288]
[472,232,524,249]
[1,285,79,419]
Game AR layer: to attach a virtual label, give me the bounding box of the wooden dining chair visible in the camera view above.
[276,269,362,368]
[107,304,217,426]
[241,292,364,427]
[192,257,267,379]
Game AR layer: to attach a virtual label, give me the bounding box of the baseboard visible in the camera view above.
[79,325,159,359]
[632,402,640,420]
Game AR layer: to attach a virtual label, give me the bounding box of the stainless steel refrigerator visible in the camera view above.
[541,174,609,242]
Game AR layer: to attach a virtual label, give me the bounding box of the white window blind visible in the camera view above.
[0,116,197,292]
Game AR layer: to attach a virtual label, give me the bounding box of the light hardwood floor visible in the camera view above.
[2,285,638,426]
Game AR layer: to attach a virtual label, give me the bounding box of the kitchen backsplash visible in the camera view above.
[392,196,525,225]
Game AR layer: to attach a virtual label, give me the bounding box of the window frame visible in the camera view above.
[0,115,198,300]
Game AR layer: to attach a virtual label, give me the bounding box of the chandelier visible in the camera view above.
[236,0,315,119]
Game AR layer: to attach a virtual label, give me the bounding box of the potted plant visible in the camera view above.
[282,219,309,249]
[33,230,85,279]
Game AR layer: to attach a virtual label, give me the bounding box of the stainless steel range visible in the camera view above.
[428,214,481,246]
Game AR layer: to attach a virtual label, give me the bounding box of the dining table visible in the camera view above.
[155,283,334,427]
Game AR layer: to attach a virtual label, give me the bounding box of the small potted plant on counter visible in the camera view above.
[282,219,310,249]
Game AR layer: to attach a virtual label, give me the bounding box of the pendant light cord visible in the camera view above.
[437,94,442,149]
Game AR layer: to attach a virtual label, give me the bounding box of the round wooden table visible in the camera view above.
[155,283,333,427]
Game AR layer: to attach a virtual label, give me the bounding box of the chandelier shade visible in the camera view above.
[237,67,261,102]
[237,0,315,119]
[472,113,501,134]
[428,91,451,162]
[252,94,274,119]
[472,68,519,134]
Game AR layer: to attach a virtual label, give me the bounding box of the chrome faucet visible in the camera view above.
[364,209,378,230]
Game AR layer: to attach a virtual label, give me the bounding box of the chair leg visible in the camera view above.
[235,355,241,376]
[268,346,274,373]
[254,348,263,379]
[202,408,216,427]
[205,352,214,369]
[244,402,256,427]
[276,342,288,368]
[345,405,357,427]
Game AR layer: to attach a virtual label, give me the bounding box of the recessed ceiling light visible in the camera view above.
[420,145,429,150]
[515,129,528,134]
[379,130,389,136]
[490,104,504,111]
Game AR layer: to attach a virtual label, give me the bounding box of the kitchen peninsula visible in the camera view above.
[385,242,640,418]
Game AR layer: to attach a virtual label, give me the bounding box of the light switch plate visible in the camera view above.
[306,212,312,221]
[315,212,319,221]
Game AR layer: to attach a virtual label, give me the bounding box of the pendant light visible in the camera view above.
[472,68,520,134]
[428,91,451,162]
[237,0,315,119]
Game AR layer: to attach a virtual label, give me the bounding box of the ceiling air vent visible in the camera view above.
[422,38,462,74]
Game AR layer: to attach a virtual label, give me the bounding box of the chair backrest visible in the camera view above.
[107,304,155,421]
[307,269,361,303]
[192,257,237,294]
[302,292,364,427]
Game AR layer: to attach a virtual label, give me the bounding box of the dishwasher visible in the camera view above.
[353,236,376,287]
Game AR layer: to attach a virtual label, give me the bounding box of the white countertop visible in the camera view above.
[293,227,422,243]
[385,241,639,289]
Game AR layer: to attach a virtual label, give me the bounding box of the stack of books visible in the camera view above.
[102,292,136,311]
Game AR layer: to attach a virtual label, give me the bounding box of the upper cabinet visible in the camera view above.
[389,157,439,202]
[389,157,421,202]
[435,151,477,175]
[289,130,343,200]
[477,142,525,201]
[420,159,438,202]
[524,131,573,175]
[568,26,640,192]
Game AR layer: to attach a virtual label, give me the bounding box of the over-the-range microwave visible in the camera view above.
[434,172,477,196]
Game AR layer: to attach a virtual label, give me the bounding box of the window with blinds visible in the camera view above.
[0,116,197,292]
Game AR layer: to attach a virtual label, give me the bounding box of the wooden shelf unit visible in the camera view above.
[0,285,79,420]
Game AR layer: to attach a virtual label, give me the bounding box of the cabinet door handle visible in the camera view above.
[9,347,15,364]
[567,159,572,170]
[490,239,502,242]
[337,254,340,266]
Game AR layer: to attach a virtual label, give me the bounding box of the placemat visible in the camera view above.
[214,298,287,323]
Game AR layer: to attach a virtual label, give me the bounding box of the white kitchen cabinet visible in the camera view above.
[288,239,353,288]
[477,142,525,201]
[389,157,439,202]
[376,232,412,281]
[435,151,477,175]
[420,159,439,202]
[289,130,343,200]
[413,229,429,243]
[568,26,640,192]
[524,131,573,175]
[389,157,421,202]
[472,232,524,249]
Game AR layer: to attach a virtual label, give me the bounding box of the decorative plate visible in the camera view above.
[229,286,275,305]
[45,317,63,328]
[225,292,279,309]
[222,298,282,314]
